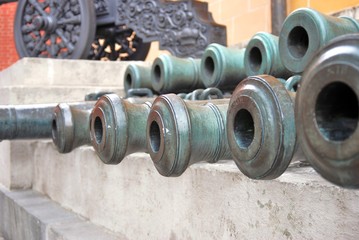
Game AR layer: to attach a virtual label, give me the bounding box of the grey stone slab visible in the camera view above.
[0,58,147,87]
[0,186,123,240]
[0,86,124,105]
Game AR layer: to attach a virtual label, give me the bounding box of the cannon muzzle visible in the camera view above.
[296,34,359,188]
[227,75,300,179]
[90,94,153,164]
[244,32,291,78]
[147,94,231,177]
[52,102,95,153]
[151,55,204,94]
[279,8,359,74]
[200,43,246,90]
[124,63,153,94]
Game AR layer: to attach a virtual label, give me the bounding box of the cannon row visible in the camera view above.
[123,7,359,96]
[1,8,359,189]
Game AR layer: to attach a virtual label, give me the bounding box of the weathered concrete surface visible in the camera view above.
[0,140,36,190]
[0,185,124,240]
[0,58,129,189]
[29,141,359,240]
[0,57,143,87]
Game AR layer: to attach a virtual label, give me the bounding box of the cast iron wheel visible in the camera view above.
[88,26,151,61]
[14,0,96,59]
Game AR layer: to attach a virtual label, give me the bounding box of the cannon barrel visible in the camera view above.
[296,34,359,188]
[244,32,291,78]
[151,55,204,94]
[52,102,95,153]
[147,94,231,177]
[279,8,359,74]
[227,75,303,179]
[124,63,153,94]
[0,104,56,140]
[200,43,246,90]
[90,94,153,164]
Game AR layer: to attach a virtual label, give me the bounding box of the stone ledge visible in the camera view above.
[0,58,148,87]
[0,185,124,240]
[26,141,359,239]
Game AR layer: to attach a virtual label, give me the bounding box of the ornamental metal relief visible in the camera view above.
[116,0,227,57]
[94,0,109,15]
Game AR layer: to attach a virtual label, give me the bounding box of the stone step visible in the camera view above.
[0,185,123,240]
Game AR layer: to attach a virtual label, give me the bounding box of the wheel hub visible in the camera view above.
[33,16,57,33]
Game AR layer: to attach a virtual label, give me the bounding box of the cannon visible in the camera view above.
[147,94,231,177]
[279,8,359,74]
[296,34,359,188]
[227,75,304,179]
[200,43,246,90]
[90,94,153,164]
[4,0,226,60]
[244,32,291,78]
[151,54,204,93]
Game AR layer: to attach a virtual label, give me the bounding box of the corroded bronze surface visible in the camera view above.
[147,94,231,177]
[296,34,359,188]
[200,43,246,90]
[279,8,359,74]
[0,104,56,140]
[90,94,153,164]
[227,75,298,179]
[151,55,204,94]
[52,102,95,153]
[244,32,291,78]
[124,63,153,94]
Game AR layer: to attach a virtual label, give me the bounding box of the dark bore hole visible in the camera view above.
[94,116,104,144]
[51,119,58,141]
[287,26,309,59]
[315,82,358,141]
[204,56,215,78]
[154,65,162,83]
[125,73,132,89]
[249,47,262,72]
[150,121,161,153]
[234,109,255,148]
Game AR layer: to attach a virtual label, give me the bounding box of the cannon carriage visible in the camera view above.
[1,0,227,60]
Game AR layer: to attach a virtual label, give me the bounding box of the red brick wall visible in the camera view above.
[0,2,19,71]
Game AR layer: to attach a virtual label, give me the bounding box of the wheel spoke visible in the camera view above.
[57,16,81,25]
[55,29,74,52]
[31,33,49,56]
[49,34,60,56]
[21,24,36,34]
[49,0,56,12]
[28,0,48,17]
[53,0,68,18]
